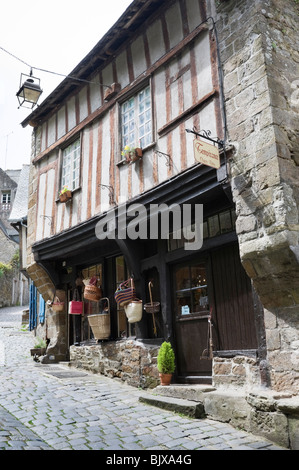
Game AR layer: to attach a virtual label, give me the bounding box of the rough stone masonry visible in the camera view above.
[212,0,299,394]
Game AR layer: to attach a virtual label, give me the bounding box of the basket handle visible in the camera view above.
[99,297,110,312]
[148,281,153,305]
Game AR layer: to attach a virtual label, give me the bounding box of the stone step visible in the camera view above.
[154,384,216,402]
[139,392,205,419]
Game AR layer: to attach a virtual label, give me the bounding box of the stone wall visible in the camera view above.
[211,0,299,394]
[213,355,260,391]
[70,340,160,389]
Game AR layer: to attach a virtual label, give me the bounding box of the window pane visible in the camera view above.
[208,215,220,237]
[61,138,80,191]
[219,210,232,233]
[175,263,209,316]
[121,85,152,155]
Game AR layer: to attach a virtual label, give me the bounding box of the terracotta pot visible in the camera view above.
[159,373,172,386]
[30,348,46,357]
[130,148,143,162]
[59,190,72,203]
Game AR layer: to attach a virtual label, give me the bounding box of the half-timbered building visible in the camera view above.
[22,0,271,388]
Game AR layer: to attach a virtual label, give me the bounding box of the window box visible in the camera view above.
[121,146,143,163]
[59,190,72,203]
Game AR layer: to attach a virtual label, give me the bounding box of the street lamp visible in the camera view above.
[16,71,43,109]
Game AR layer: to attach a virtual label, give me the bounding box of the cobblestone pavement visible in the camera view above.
[0,306,288,454]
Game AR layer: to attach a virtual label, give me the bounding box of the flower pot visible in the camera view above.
[159,373,172,386]
[30,347,46,357]
[59,190,72,203]
[130,148,143,162]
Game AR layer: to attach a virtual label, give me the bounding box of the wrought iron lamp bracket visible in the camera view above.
[186,127,225,149]
[99,184,116,205]
[154,150,172,168]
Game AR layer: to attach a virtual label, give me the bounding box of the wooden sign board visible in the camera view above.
[193,138,220,169]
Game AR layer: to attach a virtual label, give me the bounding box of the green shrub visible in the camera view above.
[157,341,175,374]
[33,338,47,349]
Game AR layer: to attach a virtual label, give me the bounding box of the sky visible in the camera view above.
[0,0,133,170]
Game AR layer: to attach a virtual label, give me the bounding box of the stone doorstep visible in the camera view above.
[139,393,205,419]
[139,385,299,449]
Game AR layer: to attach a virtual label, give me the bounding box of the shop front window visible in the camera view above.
[115,256,135,338]
[174,262,209,317]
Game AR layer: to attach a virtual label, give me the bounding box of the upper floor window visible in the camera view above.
[1,191,11,204]
[121,85,152,151]
[61,138,81,191]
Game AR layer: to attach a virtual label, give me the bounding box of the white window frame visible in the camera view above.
[1,191,11,204]
[60,137,81,192]
[120,84,152,152]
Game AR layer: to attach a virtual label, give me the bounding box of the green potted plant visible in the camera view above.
[59,186,72,203]
[121,145,143,163]
[157,341,175,385]
[30,337,47,357]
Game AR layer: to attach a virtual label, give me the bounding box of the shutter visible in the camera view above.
[29,283,37,331]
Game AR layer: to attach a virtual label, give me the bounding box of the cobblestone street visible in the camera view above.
[0,306,288,457]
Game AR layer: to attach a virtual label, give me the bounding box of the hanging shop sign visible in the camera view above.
[193,138,220,169]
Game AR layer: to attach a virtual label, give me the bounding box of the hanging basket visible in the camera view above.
[84,285,102,302]
[144,281,159,337]
[52,297,64,312]
[144,301,160,314]
[69,288,83,314]
[114,278,136,307]
[69,300,83,314]
[124,299,143,323]
[87,297,111,341]
[87,313,110,340]
[144,281,160,313]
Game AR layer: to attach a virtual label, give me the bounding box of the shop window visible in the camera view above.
[80,264,103,342]
[168,208,236,252]
[174,262,209,317]
[120,85,152,151]
[115,256,135,338]
[61,137,81,191]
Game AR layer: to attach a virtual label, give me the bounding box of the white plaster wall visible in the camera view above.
[47,115,56,147]
[194,32,213,98]
[57,106,66,140]
[67,96,76,131]
[131,37,147,79]
[147,19,165,65]
[186,0,204,31]
[165,2,183,49]
[36,172,46,241]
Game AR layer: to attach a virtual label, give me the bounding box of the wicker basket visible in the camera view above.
[144,301,160,314]
[144,281,160,313]
[84,284,102,302]
[124,300,143,323]
[52,297,64,312]
[87,313,110,340]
